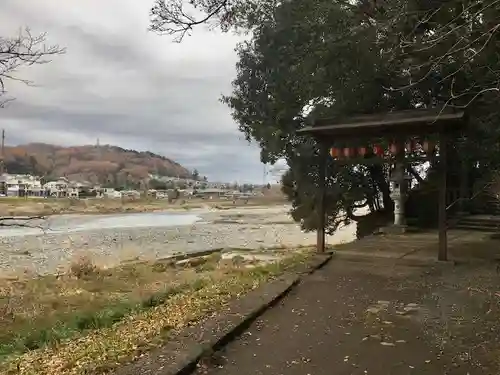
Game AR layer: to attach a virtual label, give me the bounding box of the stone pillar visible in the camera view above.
[390,163,407,228]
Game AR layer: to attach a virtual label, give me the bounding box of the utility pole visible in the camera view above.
[0,129,5,175]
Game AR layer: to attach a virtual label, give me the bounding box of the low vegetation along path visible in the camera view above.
[194,256,500,375]
[0,249,311,374]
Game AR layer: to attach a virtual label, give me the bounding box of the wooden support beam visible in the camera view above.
[316,143,327,253]
[438,131,448,261]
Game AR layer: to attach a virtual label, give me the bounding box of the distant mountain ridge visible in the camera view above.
[2,143,191,186]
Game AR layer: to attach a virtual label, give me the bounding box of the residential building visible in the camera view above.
[73,181,92,196]
[193,188,227,200]
[0,173,44,197]
[67,182,80,198]
[44,177,70,198]
[121,190,141,199]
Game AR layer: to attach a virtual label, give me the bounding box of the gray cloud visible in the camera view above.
[0,0,264,183]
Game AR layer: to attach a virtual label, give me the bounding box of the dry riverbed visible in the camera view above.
[0,205,356,277]
[0,249,311,375]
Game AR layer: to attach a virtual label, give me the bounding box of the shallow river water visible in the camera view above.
[0,211,201,237]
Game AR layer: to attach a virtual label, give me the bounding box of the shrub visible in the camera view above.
[69,255,98,279]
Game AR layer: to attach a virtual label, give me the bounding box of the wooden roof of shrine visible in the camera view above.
[297,108,466,138]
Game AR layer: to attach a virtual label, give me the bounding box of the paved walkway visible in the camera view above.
[332,229,499,262]
[194,256,496,375]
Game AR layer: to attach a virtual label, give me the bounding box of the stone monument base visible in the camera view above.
[379,224,409,235]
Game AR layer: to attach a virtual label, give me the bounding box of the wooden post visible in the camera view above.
[316,142,327,253]
[438,130,448,261]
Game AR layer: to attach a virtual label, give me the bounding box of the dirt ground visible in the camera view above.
[194,256,500,375]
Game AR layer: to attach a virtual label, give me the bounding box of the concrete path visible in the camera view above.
[194,256,496,375]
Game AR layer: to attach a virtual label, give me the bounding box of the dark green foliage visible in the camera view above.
[220,0,409,232]
[153,0,500,232]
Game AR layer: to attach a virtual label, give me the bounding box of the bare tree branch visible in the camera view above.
[382,0,500,109]
[0,28,65,105]
[150,0,233,42]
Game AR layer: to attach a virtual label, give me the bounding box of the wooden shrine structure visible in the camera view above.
[297,108,467,261]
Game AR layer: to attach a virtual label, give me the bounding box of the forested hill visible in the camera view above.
[3,143,191,185]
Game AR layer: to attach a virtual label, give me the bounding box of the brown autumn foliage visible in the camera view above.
[2,143,191,185]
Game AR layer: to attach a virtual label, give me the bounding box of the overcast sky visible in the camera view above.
[0,0,276,184]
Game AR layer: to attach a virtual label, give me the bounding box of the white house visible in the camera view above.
[97,187,122,199]
[67,182,80,198]
[0,174,44,197]
[44,177,70,198]
[121,190,141,199]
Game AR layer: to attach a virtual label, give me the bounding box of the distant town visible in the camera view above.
[0,172,272,201]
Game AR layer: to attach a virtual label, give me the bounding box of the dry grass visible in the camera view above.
[0,249,310,375]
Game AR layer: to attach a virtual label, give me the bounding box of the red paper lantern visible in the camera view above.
[358,146,367,156]
[373,145,384,157]
[330,147,340,158]
[343,147,352,158]
[423,140,434,153]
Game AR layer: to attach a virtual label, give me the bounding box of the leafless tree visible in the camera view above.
[0,28,65,105]
[151,0,228,41]
[0,28,63,229]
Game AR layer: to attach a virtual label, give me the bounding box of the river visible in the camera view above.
[0,211,202,237]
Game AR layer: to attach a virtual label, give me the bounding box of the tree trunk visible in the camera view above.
[368,164,394,212]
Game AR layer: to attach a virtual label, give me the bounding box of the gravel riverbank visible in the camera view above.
[0,205,357,277]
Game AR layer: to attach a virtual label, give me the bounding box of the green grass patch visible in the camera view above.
[0,280,209,359]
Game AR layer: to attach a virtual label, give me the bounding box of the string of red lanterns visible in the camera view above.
[329,140,436,160]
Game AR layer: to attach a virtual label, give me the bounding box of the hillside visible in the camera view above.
[2,143,191,185]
